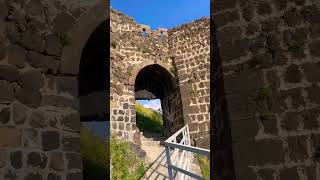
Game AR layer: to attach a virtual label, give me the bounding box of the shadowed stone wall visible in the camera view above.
[0,0,108,179]
[212,0,320,179]
[110,8,210,146]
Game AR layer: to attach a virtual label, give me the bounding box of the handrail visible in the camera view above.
[164,124,210,180]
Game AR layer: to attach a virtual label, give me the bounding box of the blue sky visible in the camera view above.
[137,99,162,110]
[110,0,210,30]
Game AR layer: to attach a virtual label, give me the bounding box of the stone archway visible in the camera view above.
[131,62,184,137]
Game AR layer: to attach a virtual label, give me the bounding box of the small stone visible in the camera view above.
[53,13,75,33]
[15,87,42,108]
[42,131,60,151]
[12,102,29,125]
[61,113,80,131]
[10,151,22,169]
[284,65,302,83]
[0,107,10,124]
[20,69,44,90]
[44,34,62,56]
[8,45,26,68]
[23,128,39,148]
[21,30,44,52]
[27,152,47,169]
[50,152,64,171]
[29,109,47,128]
[0,127,21,148]
[0,65,19,82]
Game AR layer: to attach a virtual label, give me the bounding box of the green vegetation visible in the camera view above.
[111,136,146,180]
[170,65,176,74]
[135,103,163,133]
[58,33,70,47]
[80,126,109,180]
[196,155,210,180]
[141,46,149,54]
[111,41,117,49]
[255,86,275,121]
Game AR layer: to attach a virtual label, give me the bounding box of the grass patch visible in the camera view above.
[111,136,146,180]
[80,126,109,180]
[196,155,210,180]
[135,103,163,133]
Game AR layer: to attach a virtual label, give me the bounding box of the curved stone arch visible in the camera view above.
[128,60,175,86]
[60,0,108,75]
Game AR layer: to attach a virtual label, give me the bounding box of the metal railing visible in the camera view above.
[164,124,210,180]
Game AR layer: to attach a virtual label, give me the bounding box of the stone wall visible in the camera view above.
[110,8,210,146]
[0,0,108,179]
[212,0,320,179]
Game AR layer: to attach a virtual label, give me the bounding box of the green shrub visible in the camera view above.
[135,103,163,133]
[141,46,149,54]
[111,41,117,48]
[111,136,146,180]
[196,155,210,180]
[80,126,109,180]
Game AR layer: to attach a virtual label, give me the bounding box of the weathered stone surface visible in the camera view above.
[8,45,26,68]
[24,172,43,180]
[27,152,47,169]
[0,127,20,147]
[26,51,59,73]
[66,172,82,180]
[0,65,19,82]
[10,151,22,169]
[21,30,44,52]
[285,65,302,83]
[23,128,39,148]
[66,153,82,170]
[283,8,302,27]
[41,95,76,108]
[258,169,274,180]
[309,40,320,57]
[29,109,46,128]
[279,167,299,180]
[56,77,78,96]
[301,5,320,24]
[42,131,60,151]
[281,112,301,131]
[12,102,29,125]
[61,113,80,131]
[287,136,308,161]
[53,13,75,33]
[257,1,272,15]
[49,152,64,171]
[0,107,10,124]
[48,173,61,180]
[302,62,320,83]
[306,85,320,104]
[0,80,14,102]
[20,69,44,90]
[15,87,42,108]
[62,137,80,152]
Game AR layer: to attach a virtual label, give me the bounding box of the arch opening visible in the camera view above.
[134,64,184,138]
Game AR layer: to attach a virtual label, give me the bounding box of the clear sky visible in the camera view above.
[137,99,162,110]
[110,0,210,30]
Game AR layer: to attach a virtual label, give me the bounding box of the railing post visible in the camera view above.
[165,146,174,180]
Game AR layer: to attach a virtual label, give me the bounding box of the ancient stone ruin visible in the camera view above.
[0,0,319,179]
[110,8,210,147]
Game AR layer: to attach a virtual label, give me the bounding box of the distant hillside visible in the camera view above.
[135,103,163,133]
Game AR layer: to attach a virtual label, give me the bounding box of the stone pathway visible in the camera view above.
[139,133,202,180]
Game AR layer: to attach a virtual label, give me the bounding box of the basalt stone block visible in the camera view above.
[0,127,21,147]
[25,0,43,16]
[301,5,320,24]
[212,0,237,12]
[48,173,61,180]
[41,95,76,109]
[284,65,302,83]
[302,62,320,83]
[302,108,319,130]
[257,1,272,15]
[242,5,255,21]
[287,136,308,161]
[309,40,320,57]
[12,102,29,125]
[44,34,62,56]
[24,172,43,180]
[10,151,22,169]
[20,69,44,90]
[283,8,302,27]
[0,107,10,124]
[23,128,39,148]
[213,10,239,27]
[258,169,274,180]
[0,65,19,82]
[56,77,78,97]
[231,118,259,140]
[66,153,82,170]
[53,13,75,33]
[8,45,26,68]
[49,152,64,171]
[29,109,47,128]
[15,87,42,108]
[66,172,82,180]
[27,152,47,169]
[61,113,80,132]
[279,167,299,180]
[42,131,60,151]
[62,137,80,152]
[21,30,44,52]
[306,85,320,104]
[4,169,18,180]
[281,112,301,131]
[26,51,59,73]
